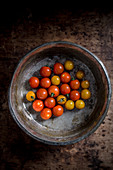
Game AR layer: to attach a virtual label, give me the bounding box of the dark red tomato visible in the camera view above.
[36,88,48,100]
[29,77,39,88]
[40,66,51,77]
[70,90,80,101]
[40,108,52,120]
[70,79,80,90]
[60,72,71,83]
[48,85,59,97]
[40,78,51,88]
[44,97,56,108]
[60,84,71,95]
[53,63,64,75]
[53,105,63,117]
[32,100,44,112]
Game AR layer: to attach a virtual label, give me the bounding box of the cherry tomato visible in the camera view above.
[40,66,51,77]
[29,77,39,88]
[70,90,80,101]
[51,75,60,85]
[76,70,85,79]
[64,60,74,70]
[57,95,67,105]
[81,80,90,89]
[36,88,48,100]
[48,85,59,97]
[53,105,63,117]
[60,84,71,95]
[26,91,36,101]
[60,72,71,83]
[70,79,80,90]
[40,108,52,120]
[75,100,85,109]
[81,89,91,99]
[32,100,44,112]
[44,97,56,108]
[65,100,74,110]
[40,78,51,88]
[53,63,64,75]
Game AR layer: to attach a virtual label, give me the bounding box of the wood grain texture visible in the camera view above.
[0,6,113,170]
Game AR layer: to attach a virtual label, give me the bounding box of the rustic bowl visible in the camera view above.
[8,41,111,145]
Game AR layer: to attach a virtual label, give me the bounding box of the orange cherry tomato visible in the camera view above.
[57,95,67,105]
[40,108,52,120]
[48,85,59,97]
[75,100,85,109]
[40,78,51,88]
[70,79,80,90]
[70,90,80,101]
[29,77,39,88]
[76,70,85,79]
[60,72,71,83]
[26,91,36,101]
[81,80,90,89]
[51,75,60,85]
[44,97,56,108]
[36,88,48,100]
[53,63,64,75]
[60,84,71,95]
[53,105,63,117]
[40,66,51,77]
[81,89,91,99]
[32,100,44,112]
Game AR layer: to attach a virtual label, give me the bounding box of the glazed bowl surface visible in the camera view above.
[9,41,111,145]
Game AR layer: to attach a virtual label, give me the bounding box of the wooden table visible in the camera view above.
[0,6,113,170]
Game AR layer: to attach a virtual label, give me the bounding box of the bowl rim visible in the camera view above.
[8,41,112,145]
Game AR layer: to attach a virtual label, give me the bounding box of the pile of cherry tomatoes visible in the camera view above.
[26,60,91,120]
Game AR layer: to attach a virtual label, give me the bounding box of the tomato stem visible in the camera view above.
[58,98,65,102]
[51,93,55,97]
[31,96,34,100]
[66,94,69,98]
[71,76,75,80]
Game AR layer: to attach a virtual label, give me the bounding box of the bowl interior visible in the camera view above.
[9,42,109,144]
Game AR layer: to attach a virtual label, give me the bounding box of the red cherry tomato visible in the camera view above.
[53,105,63,117]
[40,108,52,120]
[60,84,71,95]
[53,63,64,75]
[48,85,59,97]
[40,78,51,88]
[44,97,56,108]
[60,72,71,83]
[40,66,51,77]
[70,79,80,90]
[36,88,48,100]
[32,100,44,112]
[29,77,39,88]
[70,90,80,101]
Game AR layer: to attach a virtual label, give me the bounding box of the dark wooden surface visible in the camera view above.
[0,6,113,170]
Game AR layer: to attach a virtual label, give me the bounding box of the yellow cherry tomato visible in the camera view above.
[75,100,85,109]
[51,75,60,85]
[76,70,85,79]
[81,89,91,99]
[57,95,67,105]
[26,91,36,101]
[64,60,74,70]
[65,100,74,110]
[81,80,90,89]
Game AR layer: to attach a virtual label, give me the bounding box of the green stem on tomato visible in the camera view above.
[51,93,55,97]
[58,98,65,102]
[31,96,34,100]
[66,94,70,98]
[71,76,75,80]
